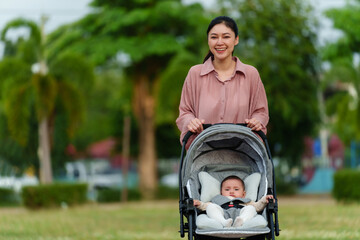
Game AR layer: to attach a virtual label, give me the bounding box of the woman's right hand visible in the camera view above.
[187,118,205,134]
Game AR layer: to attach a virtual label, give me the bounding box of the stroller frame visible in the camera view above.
[179,124,280,240]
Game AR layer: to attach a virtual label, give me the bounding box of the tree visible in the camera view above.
[320,1,360,144]
[321,58,360,144]
[217,0,320,165]
[0,17,94,183]
[46,0,208,198]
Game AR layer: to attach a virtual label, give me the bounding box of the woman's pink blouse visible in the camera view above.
[176,57,269,144]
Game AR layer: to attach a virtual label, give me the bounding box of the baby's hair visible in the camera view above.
[221,175,245,190]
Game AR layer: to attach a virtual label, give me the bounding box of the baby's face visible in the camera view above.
[221,179,246,198]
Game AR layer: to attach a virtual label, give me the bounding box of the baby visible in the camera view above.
[194,175,273,228]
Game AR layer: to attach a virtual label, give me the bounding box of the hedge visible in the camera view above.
[333,169,360,203]
[0,188,20,206]
[96,186,179,203]
[97,188,141,202]
[22,183,88,209]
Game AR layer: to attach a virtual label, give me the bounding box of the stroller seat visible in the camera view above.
[192,169,270,238]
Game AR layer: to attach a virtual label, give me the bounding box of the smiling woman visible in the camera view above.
[207,23,239,81]
[176,16,269,148]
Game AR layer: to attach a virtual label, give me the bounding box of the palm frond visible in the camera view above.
[32,73,57,121]
[4,83,32,145]
[57,81,85,138]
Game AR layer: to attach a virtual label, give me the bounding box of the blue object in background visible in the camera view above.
[350,141,359,168]
[313,138,322,157]
[300,168,335,193]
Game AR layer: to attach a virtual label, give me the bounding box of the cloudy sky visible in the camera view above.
[0,0,346,57]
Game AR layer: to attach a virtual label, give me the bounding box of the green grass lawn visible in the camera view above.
[0,196,359,240]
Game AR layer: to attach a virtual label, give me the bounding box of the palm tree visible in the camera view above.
[45,1,208,198]
[0,17,94,183]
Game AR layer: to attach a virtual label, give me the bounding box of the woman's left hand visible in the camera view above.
[245,118,262,131]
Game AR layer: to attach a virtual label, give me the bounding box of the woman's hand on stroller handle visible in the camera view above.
[187,118,205,134]
[245,118,262,131]
[182,123,267,145]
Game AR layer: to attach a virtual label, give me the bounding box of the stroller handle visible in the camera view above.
[182,123,267,145]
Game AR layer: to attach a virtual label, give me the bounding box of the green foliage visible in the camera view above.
[46,0,209,197]
[0,18,42,62]
[0,188,20,206]
[325,3,360,57]
[321,1,360,144]
[47,0,207,66]
[322,59,360,144]
[218,0,320,165]
[96,186,178,202]
[333,169,360,203]
[32,74,57,121]
[21,183,88,209]
[275,176,297,196]
[0,115,39,171]
[156,123,181,158]
[156,51,204,125]
[96,188,141,202]
[49,52,94,93]
[156,185,179,200]
[0,18,95,175]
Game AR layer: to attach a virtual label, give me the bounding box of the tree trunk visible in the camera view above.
[121,115,131,202]
[38,117,53,183]
[134,74,157,199]
[37,15,52,184]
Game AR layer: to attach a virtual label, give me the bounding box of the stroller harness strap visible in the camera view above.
[221,200,245,210]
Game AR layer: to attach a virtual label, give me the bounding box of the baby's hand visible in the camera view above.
[193,199,201,207]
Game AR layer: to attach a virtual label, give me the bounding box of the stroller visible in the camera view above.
[179,124,280,240]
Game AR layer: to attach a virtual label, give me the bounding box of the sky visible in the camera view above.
[0,0,347,57]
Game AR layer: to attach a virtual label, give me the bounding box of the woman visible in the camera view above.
[176,16,269,147]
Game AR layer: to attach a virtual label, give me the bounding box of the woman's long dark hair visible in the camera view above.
[203,16,239,63]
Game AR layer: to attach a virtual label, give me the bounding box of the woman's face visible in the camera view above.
[208,23,239,62]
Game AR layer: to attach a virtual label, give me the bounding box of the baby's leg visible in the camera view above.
[233,205,257,227]
[206,203,233,227]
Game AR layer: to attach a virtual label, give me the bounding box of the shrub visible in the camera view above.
[275,176,297,196]
[97,188,141,203]
[333,169,360,203]
[96,186,178,202]
[0,188,20,206]
[22,183,87,209]
[156,186,179,199]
